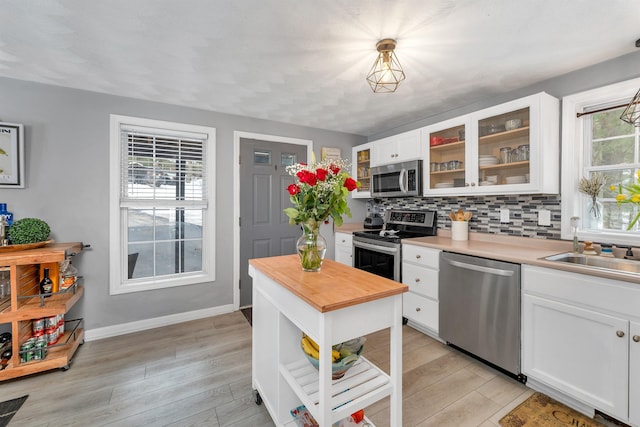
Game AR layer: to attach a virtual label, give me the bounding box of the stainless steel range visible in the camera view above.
[352,209,437,281]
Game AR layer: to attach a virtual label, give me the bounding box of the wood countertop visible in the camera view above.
[404,230,640,284]
[249,254,408,313]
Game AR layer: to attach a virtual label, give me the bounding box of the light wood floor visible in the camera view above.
[1,311,538,426]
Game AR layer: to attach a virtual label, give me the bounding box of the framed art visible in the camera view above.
[0,122,25,188]
[320,146,341,161]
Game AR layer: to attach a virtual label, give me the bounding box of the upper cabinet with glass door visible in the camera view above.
[352,142,373,198]
[425,116,473,193]
[425,92,560,195]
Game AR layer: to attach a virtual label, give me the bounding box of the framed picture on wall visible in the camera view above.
[320,146,341,161]
[0,122,25,188]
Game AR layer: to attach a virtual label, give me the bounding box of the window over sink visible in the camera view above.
[562,77,640,246]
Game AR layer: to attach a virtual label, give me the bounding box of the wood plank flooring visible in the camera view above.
[1,311,538,426]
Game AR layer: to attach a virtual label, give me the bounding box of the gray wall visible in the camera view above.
[0,78,366,331]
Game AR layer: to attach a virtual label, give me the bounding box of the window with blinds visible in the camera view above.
[110,115,216,294]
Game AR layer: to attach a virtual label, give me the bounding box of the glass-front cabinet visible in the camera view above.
[426,116,472,191]
[424,92,559,195]
[352,143,373,198]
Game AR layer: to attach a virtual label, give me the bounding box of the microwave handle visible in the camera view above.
[399,168,407,193]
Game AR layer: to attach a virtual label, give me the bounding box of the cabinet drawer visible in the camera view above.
[335,232,353,247]
[403,292,438,332]
[402,263,438,299]
[402,244,440,269]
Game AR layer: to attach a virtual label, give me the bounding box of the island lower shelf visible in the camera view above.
[281,356,391,423]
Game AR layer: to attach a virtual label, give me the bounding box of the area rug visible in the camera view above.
[499,392,605,427]
[0,395,28,427]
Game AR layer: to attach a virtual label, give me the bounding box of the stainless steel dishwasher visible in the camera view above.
[439,251,525,383]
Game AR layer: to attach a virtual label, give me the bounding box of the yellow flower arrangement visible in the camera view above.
[611,170,640,230]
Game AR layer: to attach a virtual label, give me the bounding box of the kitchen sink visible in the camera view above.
[544,252,640,274]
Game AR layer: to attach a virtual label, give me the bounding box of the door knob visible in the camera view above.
[616,330,625,338]
[633,335,640,342]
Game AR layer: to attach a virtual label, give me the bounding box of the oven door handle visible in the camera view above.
[353,240,399,255]
[399,168,407,193]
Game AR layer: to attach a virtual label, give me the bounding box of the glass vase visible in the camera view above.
[587,197,603,230]
[296,220,327,272]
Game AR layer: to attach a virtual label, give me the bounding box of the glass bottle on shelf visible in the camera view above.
[0,203,13,226]
[39,268,53,298]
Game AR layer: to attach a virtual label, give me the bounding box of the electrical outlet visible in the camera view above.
[500,208,510,223]
[538,209,551,226]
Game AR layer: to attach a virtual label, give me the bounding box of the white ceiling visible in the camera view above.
[1,1,639,136]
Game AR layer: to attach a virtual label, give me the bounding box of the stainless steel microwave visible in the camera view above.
[371,160,423,198]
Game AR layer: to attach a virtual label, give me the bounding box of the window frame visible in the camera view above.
[561,77,640,245]
[109,114,216,295]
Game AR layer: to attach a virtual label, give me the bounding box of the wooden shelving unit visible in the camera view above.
[0,242,85,381]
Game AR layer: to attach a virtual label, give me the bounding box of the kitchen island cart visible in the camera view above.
[249,255,407,426]
[0,242,85,381]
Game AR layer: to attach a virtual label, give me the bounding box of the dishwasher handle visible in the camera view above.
[444,258,515,277]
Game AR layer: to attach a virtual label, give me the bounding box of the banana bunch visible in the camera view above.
[301,334,341,362]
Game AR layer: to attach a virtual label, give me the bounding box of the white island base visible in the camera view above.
[249,255,407,427]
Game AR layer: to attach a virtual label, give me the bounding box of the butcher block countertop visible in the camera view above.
[405,230,640,284]
[249,254,408,313]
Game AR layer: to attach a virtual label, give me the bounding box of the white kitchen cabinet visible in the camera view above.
[372,129,422,166]
[522,265,640,425]
[424,92,559,195]
[334,232,353,266]
[352,143,373,198]
[401,244,440,337]
[630,321,640,427]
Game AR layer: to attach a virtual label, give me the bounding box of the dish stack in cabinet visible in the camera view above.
[0,242,86,381]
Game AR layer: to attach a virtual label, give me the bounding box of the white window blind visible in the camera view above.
[120,126,207,206]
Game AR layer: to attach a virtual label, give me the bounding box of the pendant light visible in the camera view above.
[620,38,640,126]
[620,87,640,127]
[366,39,405,93]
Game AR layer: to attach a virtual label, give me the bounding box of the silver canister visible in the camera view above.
[500,147,511,164]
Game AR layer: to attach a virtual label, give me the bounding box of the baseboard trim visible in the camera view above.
[525,377,596,419]
[84,304,235,342]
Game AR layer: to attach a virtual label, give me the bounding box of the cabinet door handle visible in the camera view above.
[616,330,625,338]
[633,335,640,342]
[415,307,421,312]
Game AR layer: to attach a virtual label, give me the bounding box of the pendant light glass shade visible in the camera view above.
[366,39,405,93]
[620,87,640,126]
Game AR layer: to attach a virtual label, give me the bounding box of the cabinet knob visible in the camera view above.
[415,307,421,312]
[341,240,346,243]
[616,330,625,338]
[633,335,640,343]
[415,254,421,259]
[465,183,470,187]
[470,182,476,186]
[415,278,420,283]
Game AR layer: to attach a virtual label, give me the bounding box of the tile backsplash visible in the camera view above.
[377,194,562,240]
